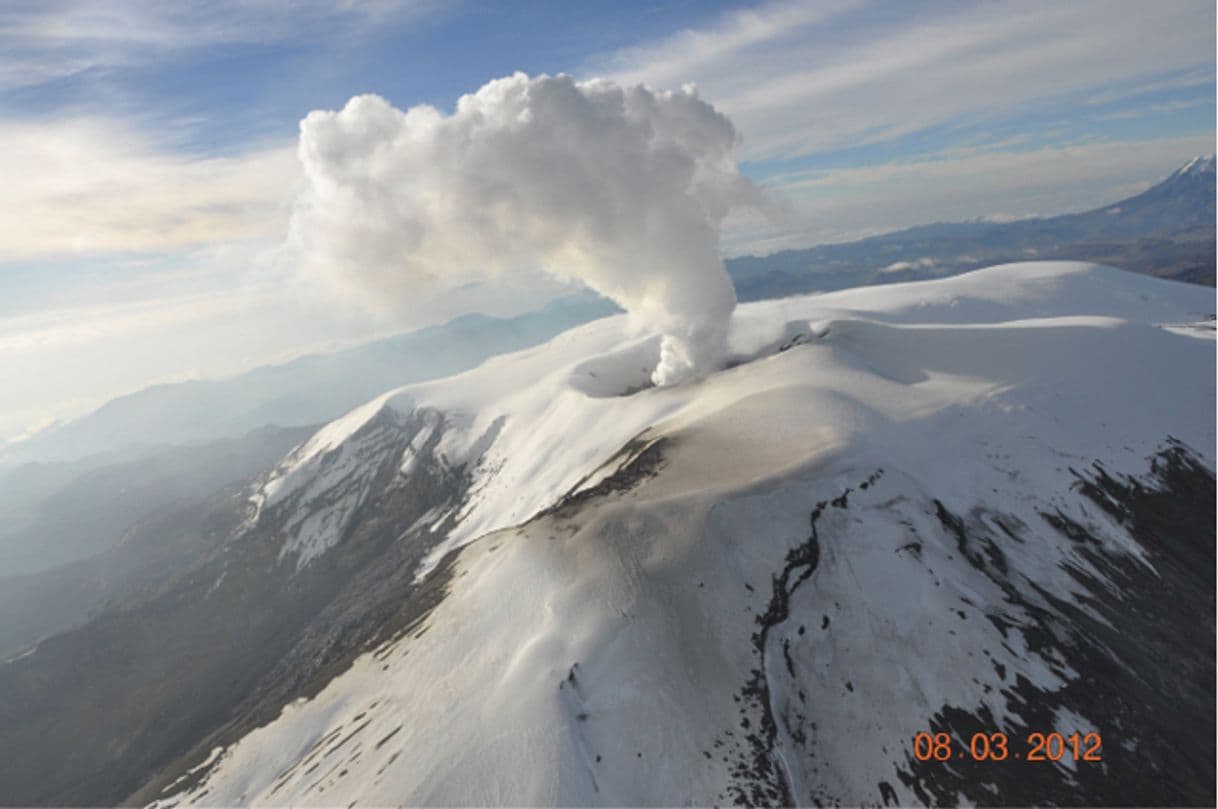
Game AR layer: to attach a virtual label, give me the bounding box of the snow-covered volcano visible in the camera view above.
[126,262,1213,807]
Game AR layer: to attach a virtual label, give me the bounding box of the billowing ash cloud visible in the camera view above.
[290,72,763,385]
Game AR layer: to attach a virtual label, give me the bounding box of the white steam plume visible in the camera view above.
[291,72,763,385]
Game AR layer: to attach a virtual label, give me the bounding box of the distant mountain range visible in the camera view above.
[726,154,1216,299]
[0,295,617,469]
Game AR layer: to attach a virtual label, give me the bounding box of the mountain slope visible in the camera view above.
[73,261,1214,808]
[0,425,317,579]
[0,424,317,657]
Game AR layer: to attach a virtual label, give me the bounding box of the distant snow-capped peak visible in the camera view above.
[1173,154,1215,177]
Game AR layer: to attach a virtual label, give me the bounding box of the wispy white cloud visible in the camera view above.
[598,0,860,91]
[1083,66,1216,107]
[587,0,1214,254]
[0,118,298,258]
[1097,98,1212,122]
[0,2,444,261]
[0,0,436,92]
[0,287,257,353]
[772,136,1207,193]
[588,0,1215,161]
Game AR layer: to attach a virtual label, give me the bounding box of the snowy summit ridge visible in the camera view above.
[1174,153,1215,177]
[145,261,1214,808]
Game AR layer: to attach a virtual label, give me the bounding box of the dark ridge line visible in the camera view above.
[543,435,670,519]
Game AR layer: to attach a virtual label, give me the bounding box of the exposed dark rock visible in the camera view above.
[899,440,1215,807]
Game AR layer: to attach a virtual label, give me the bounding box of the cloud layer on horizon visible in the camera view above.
[0,118,298,260]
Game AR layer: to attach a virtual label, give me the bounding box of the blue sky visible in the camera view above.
[0,0,1214,438]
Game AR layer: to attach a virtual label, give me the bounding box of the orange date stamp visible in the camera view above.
[913,731,1102,763]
